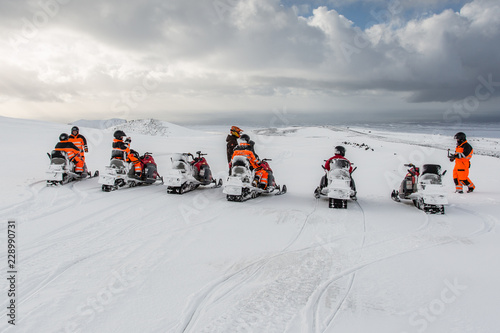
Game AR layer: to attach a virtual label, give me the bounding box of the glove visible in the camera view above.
[125,137,131,143]
[84,146,88,153]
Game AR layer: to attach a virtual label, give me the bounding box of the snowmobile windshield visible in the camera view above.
[329,159,350,171]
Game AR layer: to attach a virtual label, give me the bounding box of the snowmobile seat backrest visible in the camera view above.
[110,159,126,169]
[421,164,441,176]
[111,150,126,160]
[51,150,67,165]
[171,153,188,163]
[232,156,249,167]
[329,159,350,170]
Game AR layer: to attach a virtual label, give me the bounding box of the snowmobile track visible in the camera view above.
[307,203,494,333]
[178,202,319,333]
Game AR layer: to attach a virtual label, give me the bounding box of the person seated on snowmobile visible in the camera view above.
[111,130,142,178]
[231,135,271,189]
[316,145,357,199]
[54,133,85,176]
[226,126,243,166]
[68,126,88,161]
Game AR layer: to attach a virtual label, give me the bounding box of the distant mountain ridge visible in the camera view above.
[71,118,127,129]
[71,118,197,137]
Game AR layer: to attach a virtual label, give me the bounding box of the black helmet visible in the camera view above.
[71,126,79,133]
[59,133,69,141]
[240,134,250,142]
[114,130,126,140]
[454,132,466,143]
[334,145,346,157]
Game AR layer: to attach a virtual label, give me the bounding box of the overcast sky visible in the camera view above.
[1,0,499,125]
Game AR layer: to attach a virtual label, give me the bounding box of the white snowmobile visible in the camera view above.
[46,150,98,186]
[224,157,286,202]
[99,151,163,192]
[165,151,222,194]
[391,163,448,214]
[315,159,356,209]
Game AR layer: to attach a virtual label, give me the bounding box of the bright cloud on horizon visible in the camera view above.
[0,0,499,124]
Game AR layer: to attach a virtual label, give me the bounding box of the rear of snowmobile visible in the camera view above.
[317,159,355,209]
[46,150,98,186]
[315,159,355,208]
[224,157,286,202]
[99,152,163,192]
[165,152,221,194]
[391,164,448,214]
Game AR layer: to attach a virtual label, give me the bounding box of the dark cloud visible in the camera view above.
[0,0,499,122]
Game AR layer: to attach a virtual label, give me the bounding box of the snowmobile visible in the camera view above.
[224,157,286,202]
[46,150,98,186]
[99,151,163,192]
[315,159,356,209]
[391,163,448,214]
[165,151,222,194]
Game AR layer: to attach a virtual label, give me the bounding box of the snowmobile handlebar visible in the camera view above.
[262,158,272,162]
[195,151,207,158]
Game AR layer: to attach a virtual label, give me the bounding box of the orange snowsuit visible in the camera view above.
[112,138,142,173]
[69,134,88,160]
[231,143,269,188]
[54,140,84,173]
[453,140,475,192]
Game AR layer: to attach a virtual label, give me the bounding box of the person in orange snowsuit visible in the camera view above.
[68,126,88,160]
[111,130,142,177]
[231,135,271,188]
[450,132,475,193]
[54,133,85,176]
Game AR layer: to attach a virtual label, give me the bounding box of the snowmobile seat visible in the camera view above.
[50,150,67,165]
[421,164,441,176]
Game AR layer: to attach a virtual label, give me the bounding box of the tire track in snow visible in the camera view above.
[309,200,367,333]
[309,204,494,333]
[177,201,319,333]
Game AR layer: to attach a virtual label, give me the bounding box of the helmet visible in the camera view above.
[240,134,250,142]
[71,126,79,134]
[334,145,346,157]
[230,126,243,138]
[59,133,69,141]
[114,130,126,140]
[454,132,466,143]
[231,125,242,133]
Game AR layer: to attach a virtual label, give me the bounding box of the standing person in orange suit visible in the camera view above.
[69,126,88,172]
[450,132,475,193]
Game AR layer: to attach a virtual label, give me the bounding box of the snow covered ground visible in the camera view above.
[1,116,499,333]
